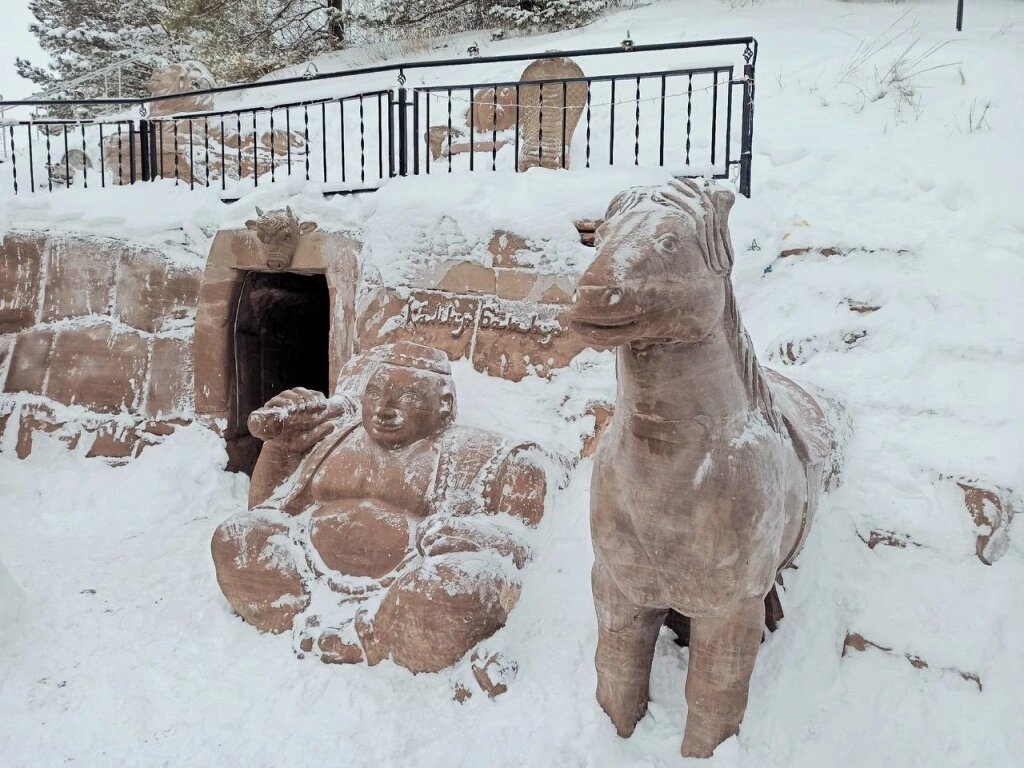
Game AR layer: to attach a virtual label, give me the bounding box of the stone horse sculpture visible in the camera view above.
[568,179,840,757]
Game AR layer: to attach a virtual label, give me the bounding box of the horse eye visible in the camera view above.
[657,234,679,252]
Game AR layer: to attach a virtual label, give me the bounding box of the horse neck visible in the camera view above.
[617,325,755,425]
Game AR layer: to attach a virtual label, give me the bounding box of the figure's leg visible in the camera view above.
[593,562,666,737]
[681,597,765,758]
[355,552,521,673]
[211,509,309,633]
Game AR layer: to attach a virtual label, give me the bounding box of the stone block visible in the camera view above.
[958,481,1016,565]
[437,261,496,295]
[14,404,80,459]
[0,233,45,332]
[41,237,117,321]
[146,336,194,418]
[85,423,140,459]
[4,328,55,394]
[472,298,585,381]
[113,248,201,333]
[46,324,149,413]
[494,268,537,301]
[357,288,478,362]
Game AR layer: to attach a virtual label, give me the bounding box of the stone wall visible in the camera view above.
[0,232,201,459]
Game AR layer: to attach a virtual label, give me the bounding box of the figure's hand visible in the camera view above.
[417,517,530,569]
[249,387,334,453]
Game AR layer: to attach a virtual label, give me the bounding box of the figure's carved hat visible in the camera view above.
[369,342,452,376]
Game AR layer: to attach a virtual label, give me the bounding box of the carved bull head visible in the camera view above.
[245,206,318,269]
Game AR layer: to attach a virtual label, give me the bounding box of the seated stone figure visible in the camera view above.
[211,342,548,673]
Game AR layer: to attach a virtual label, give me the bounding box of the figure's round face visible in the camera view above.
[361,365,452,449]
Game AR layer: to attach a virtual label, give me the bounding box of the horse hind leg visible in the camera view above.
[593,564,666,737]
[682,597,765,758]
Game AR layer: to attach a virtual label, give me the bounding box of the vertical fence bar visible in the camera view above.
[285,109,292,175]
[659,75,666,167]
[413,90,420,175]
[377,94,383,180]
[609,80,616,165]
[739,53,755,197]
[446,89,452,174]
[956,0,964,31]
[95,125,101,189]
[398,87,409,176]
[724,67,734,177]
[491,86,498,172]
[469,87,475,172]
[340,100,347,183]
[45,127,53,191]
[561,81,568,169]
[118,124,125,186]
[150,121,158,181]
[189,118,195,190]
[321,102,328,182]
[127,122,137,184]
[204,119,210,187]
[304,105,311,182]
[139,119,150,183]
[174,120,180,185]
[63,125,70,186]
[537,83,543,166]
[270,110,276,183]
[685,74,693,167]
[710,71,719,168]
[513,85,520,173]
[387,90,396,178]
[26,125,35,193]
[220,116,226,191]
[253,111,259,187]
[359,94,366,183]
[79,124,88,187]
[424,92,430,175]
[9,127,17,194]
[634,76,641,166]
[585,83,592,169]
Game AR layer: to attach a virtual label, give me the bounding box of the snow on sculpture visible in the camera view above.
[211,342,549,676]
[567,178,843,758]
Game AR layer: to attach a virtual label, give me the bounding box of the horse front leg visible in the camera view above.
[681,596,765,758]
[593,562,666,737]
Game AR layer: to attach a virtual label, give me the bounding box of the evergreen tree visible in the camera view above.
[15,0,178,100]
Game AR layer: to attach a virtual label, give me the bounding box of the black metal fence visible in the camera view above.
[0,37,757,197]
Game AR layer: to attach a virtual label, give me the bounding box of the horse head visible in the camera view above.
[569,178,736,347]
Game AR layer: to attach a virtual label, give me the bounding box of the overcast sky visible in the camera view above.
[0,0,42,99]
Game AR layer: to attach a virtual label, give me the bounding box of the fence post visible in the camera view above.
[738,46,755,198]
[397,86,409,176]
[139,119,151,182]
[128,122,137,184]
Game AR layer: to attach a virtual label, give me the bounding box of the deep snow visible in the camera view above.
[2,0,1023,766]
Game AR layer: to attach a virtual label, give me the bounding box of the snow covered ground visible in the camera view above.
[1,0,1022,765]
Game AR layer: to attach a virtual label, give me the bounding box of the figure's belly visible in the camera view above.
[309,499,413,579]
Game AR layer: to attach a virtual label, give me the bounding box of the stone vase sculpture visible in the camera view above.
[211,342,549,675]
[567,179,842,757]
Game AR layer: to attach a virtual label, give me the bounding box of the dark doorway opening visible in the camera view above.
[232,271,331,472]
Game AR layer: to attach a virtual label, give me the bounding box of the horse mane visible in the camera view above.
[606,178,786,434]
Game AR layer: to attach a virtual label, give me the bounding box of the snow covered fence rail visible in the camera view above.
[0,36,757,198]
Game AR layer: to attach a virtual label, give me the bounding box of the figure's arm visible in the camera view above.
[416,515,530,569]
[247,388,354,509]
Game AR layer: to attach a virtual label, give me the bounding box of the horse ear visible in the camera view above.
[605,187,640,219]
[245,219,258,231]
[299,221,318,234]
[255,206,265,216]
[708,186,735,224]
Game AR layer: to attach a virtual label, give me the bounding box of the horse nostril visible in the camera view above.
[606,289,623,306]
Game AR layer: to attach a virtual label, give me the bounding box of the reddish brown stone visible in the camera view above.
[958,481,1016,565]
[488,231,531,267]
[317,632,365,665]
[40,237,117,321]
[858,529,920,550]
[845,299,881,314]
[842,631,982,691]
[0,233,45,332]
[14,404,80,459]
[581,403,614,459]
[113,248,201,333]
[438,261,496,295]
[4,328,55,395]
[472,298,585,381]
[538,282,573,304]
[357,288,479,362]
[471,650,517,698]
[146,336,193,418]
[84,423,140,459]
[46,324,149,412]
[453,684,473,703]
[493,268,537,301]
